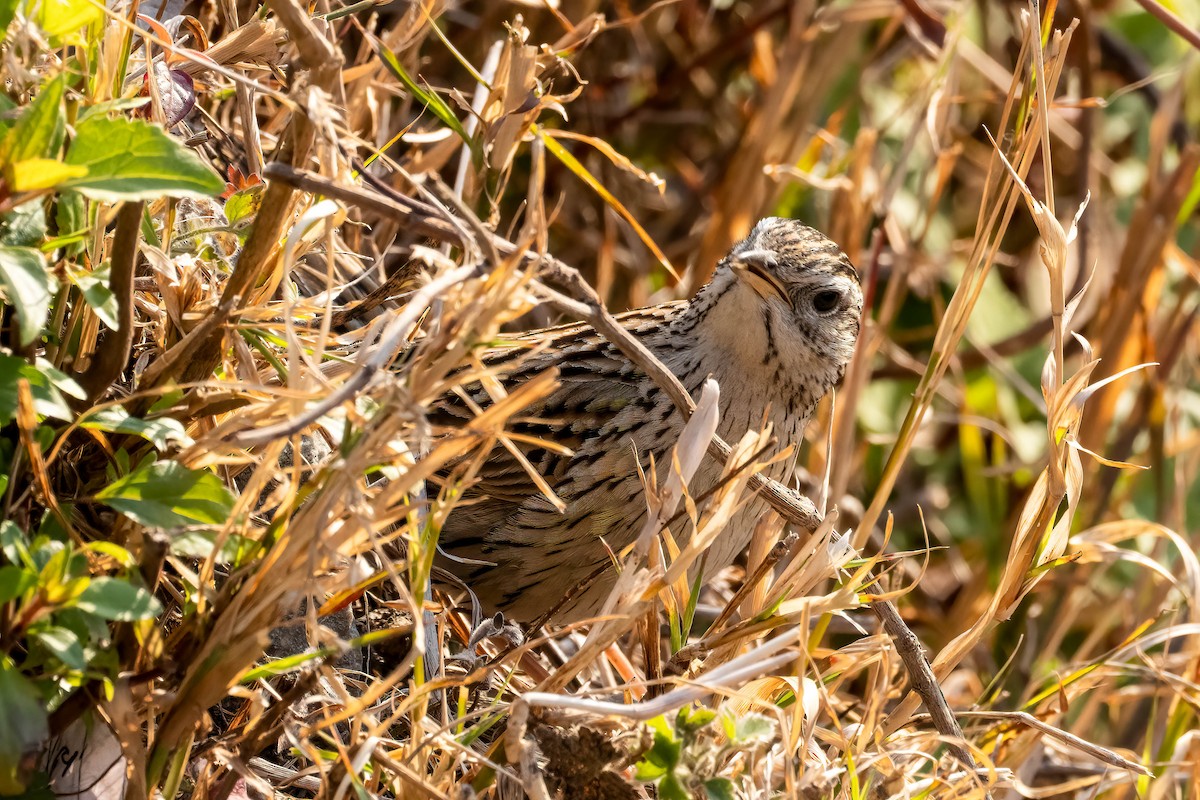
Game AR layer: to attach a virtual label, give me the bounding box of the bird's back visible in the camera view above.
[432,302,704,620]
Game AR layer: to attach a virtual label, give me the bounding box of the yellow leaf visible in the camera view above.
[535,125,678,280]
[7,158,88,191]
[31,0,103,38]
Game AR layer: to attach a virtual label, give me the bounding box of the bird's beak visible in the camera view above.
[731,249,791,307]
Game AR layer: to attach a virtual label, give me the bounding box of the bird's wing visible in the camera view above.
[430,302,685,542]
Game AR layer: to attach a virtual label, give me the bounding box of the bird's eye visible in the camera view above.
[811,290,841,314]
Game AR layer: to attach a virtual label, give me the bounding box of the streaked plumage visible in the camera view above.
[434,218,862,622]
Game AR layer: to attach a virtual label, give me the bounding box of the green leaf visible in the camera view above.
[53,190,88,258]
[635,715,681,781]
[38,359,85,400]
[81,406,192,450]
[647,713,677,740]
[720,710,736,742]
[0,666,49,794]
[171,530,256,565]
[76,97,151,122]
[0,246,52,346]
[658,773,689,800]
[375,42,481,169]
[0,565,36,604]
[0,74,64,165]
[964,267,1031,346]
[676,703,717,734]
[1,201,48,247]
[56,607,110,647]
[0,355,74,423]
[729,712,776,745]
[0,521,33,569]
[147,388,184,416]
[66,262,118,330]
[223,186,262,227]
[0,0,17,41]
[240,645,339,681]
[0,101,13,145]
[31,539,68,574]
[95,460,234,529]
[704,778,735,800]
[32,625,86,670]
[633,758,667,782]
[75,577,161,621]
[37,547,87,607]
[242,628,405,682]
[63,116,224,201]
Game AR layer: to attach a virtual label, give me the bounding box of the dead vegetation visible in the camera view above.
[0,0,1197,798]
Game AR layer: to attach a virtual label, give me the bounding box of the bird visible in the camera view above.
[431,217,863,624]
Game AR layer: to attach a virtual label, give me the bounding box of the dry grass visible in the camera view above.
[1,0,1198,798]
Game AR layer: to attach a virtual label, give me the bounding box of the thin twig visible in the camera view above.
[907,710,1151,776]
[1130,0,1200,52]
[872,598,975,769]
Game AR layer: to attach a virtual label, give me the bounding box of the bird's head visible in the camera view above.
[715,218,863,384]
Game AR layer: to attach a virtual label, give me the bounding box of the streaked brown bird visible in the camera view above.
[434,218,862,622]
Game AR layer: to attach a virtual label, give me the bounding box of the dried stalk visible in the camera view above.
[74,201,144,406]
